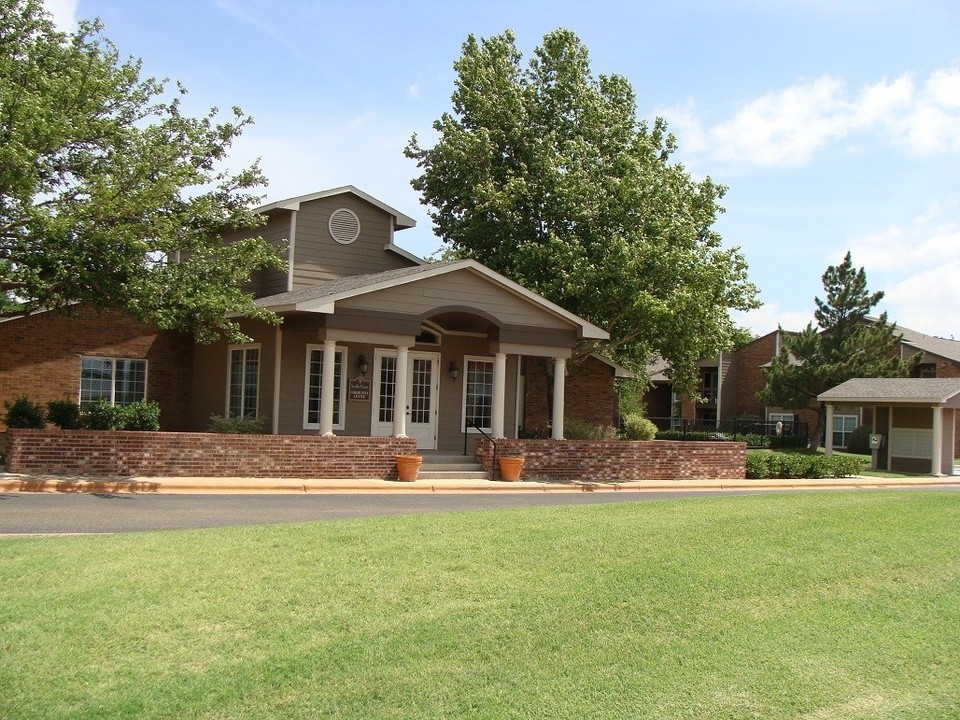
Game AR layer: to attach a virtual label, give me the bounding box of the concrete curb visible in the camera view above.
[1,473,958,494]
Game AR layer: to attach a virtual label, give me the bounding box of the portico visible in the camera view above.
[222,259,607,451]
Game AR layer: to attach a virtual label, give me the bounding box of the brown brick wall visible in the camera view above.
[0,307,193,431]
[5,429,417,478]
[476,438,745,482]
[521,356,616,436]
[732,331,778,418]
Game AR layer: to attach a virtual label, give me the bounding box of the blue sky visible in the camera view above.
[47,0,960,339]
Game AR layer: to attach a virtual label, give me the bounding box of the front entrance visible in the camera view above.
[371,349,440,449]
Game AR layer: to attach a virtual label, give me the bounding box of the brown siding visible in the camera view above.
[0,307,192,431]
[339,269,574,330]
[892,406,933,429]
[292,195,417,286]
[189,319,277,431]
[225,212,290,298]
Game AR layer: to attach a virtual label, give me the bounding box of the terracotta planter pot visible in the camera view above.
[498,456,524,482]
[395,454,423,482]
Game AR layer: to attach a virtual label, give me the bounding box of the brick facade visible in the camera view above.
[732,331,778,418]
[522,356,616,436]
[5,429,417,479]
[0,307,193,431]
[476,438,746,482]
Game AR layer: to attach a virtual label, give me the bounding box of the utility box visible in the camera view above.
[869,434,885,449]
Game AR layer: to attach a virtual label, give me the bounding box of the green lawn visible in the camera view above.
[3,492,960,719]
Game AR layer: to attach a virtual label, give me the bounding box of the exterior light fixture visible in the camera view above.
[357,354,368,376]
[449,360,459,380]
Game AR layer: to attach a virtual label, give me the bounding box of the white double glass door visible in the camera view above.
[370,349,440,450]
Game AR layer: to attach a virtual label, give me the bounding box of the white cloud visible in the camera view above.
[407,83,421,99]
[43,0,77,29]
[843,205,960,337]
[884,261,960,338]
[731,305,813,335]
[670,68,960,166]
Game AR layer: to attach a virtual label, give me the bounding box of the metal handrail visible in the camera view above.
[464,416,498,480]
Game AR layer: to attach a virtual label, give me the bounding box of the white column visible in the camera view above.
[318,339,337,436]
[824,403,834,456]
[393,345,409,437]
[932,406,943,476]
[551,357,566,440]
[491,352,507,438]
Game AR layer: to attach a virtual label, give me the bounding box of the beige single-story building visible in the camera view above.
[819,378,960,476]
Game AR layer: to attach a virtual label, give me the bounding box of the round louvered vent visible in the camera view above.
[329,208,360,244]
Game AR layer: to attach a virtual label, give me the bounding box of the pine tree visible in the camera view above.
[759,252,915,447]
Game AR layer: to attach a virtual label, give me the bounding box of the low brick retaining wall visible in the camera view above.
[4,429,418,479]
[477,438,746,482]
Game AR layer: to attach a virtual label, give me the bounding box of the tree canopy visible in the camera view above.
[405,29,757,393]
[0,0,281,342]
[759,251,916,446]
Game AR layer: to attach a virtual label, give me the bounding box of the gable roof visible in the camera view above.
[895,324,960,364]
[818,377,960,405]
[255,185,417,230]
[253,259,608,339]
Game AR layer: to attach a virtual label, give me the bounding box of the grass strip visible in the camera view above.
[2,491,959,719]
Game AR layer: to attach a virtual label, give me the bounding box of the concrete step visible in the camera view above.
[419,453,477,464]
[421,462,485,472]
[417,470,491,481]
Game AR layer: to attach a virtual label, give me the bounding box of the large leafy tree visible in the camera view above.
[0,0,281,343]
[759,252,915,447]
[405,29,757,393]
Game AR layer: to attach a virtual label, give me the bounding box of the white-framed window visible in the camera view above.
[832,414,859,449]
[303,345,346,430]
[462,357,494,432]
[227,345,260,418]
[80,356,147,406]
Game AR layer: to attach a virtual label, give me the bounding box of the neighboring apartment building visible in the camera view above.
[0,186,626,452]
[649,326,960,452]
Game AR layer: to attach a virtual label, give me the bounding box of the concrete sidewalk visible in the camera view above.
[1,473,958,494]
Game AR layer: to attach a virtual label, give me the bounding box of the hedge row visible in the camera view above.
[746,451,866,479]
[655,430,807,448]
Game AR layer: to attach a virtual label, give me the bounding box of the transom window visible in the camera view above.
[463,357,493,432]
[80,356,147,406]
[304,345,345,429]
[228,345,260,418]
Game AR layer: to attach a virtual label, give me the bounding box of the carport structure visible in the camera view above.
[818,378,960,476]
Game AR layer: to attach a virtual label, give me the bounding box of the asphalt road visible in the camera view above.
[2,487,955,535]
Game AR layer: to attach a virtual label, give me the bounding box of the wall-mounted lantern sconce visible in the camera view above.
[357,354,368,376]
[449,360,459,380]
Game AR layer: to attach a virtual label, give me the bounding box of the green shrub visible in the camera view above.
[118,401,161,431]
[82,400,125,430]
[46,399,81,429]
[2,395,46,429]
[563,419,601,440]
[208,414,267,434]
[621,413,658,441]
[746,451,868,479]
[844,425,873,455]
